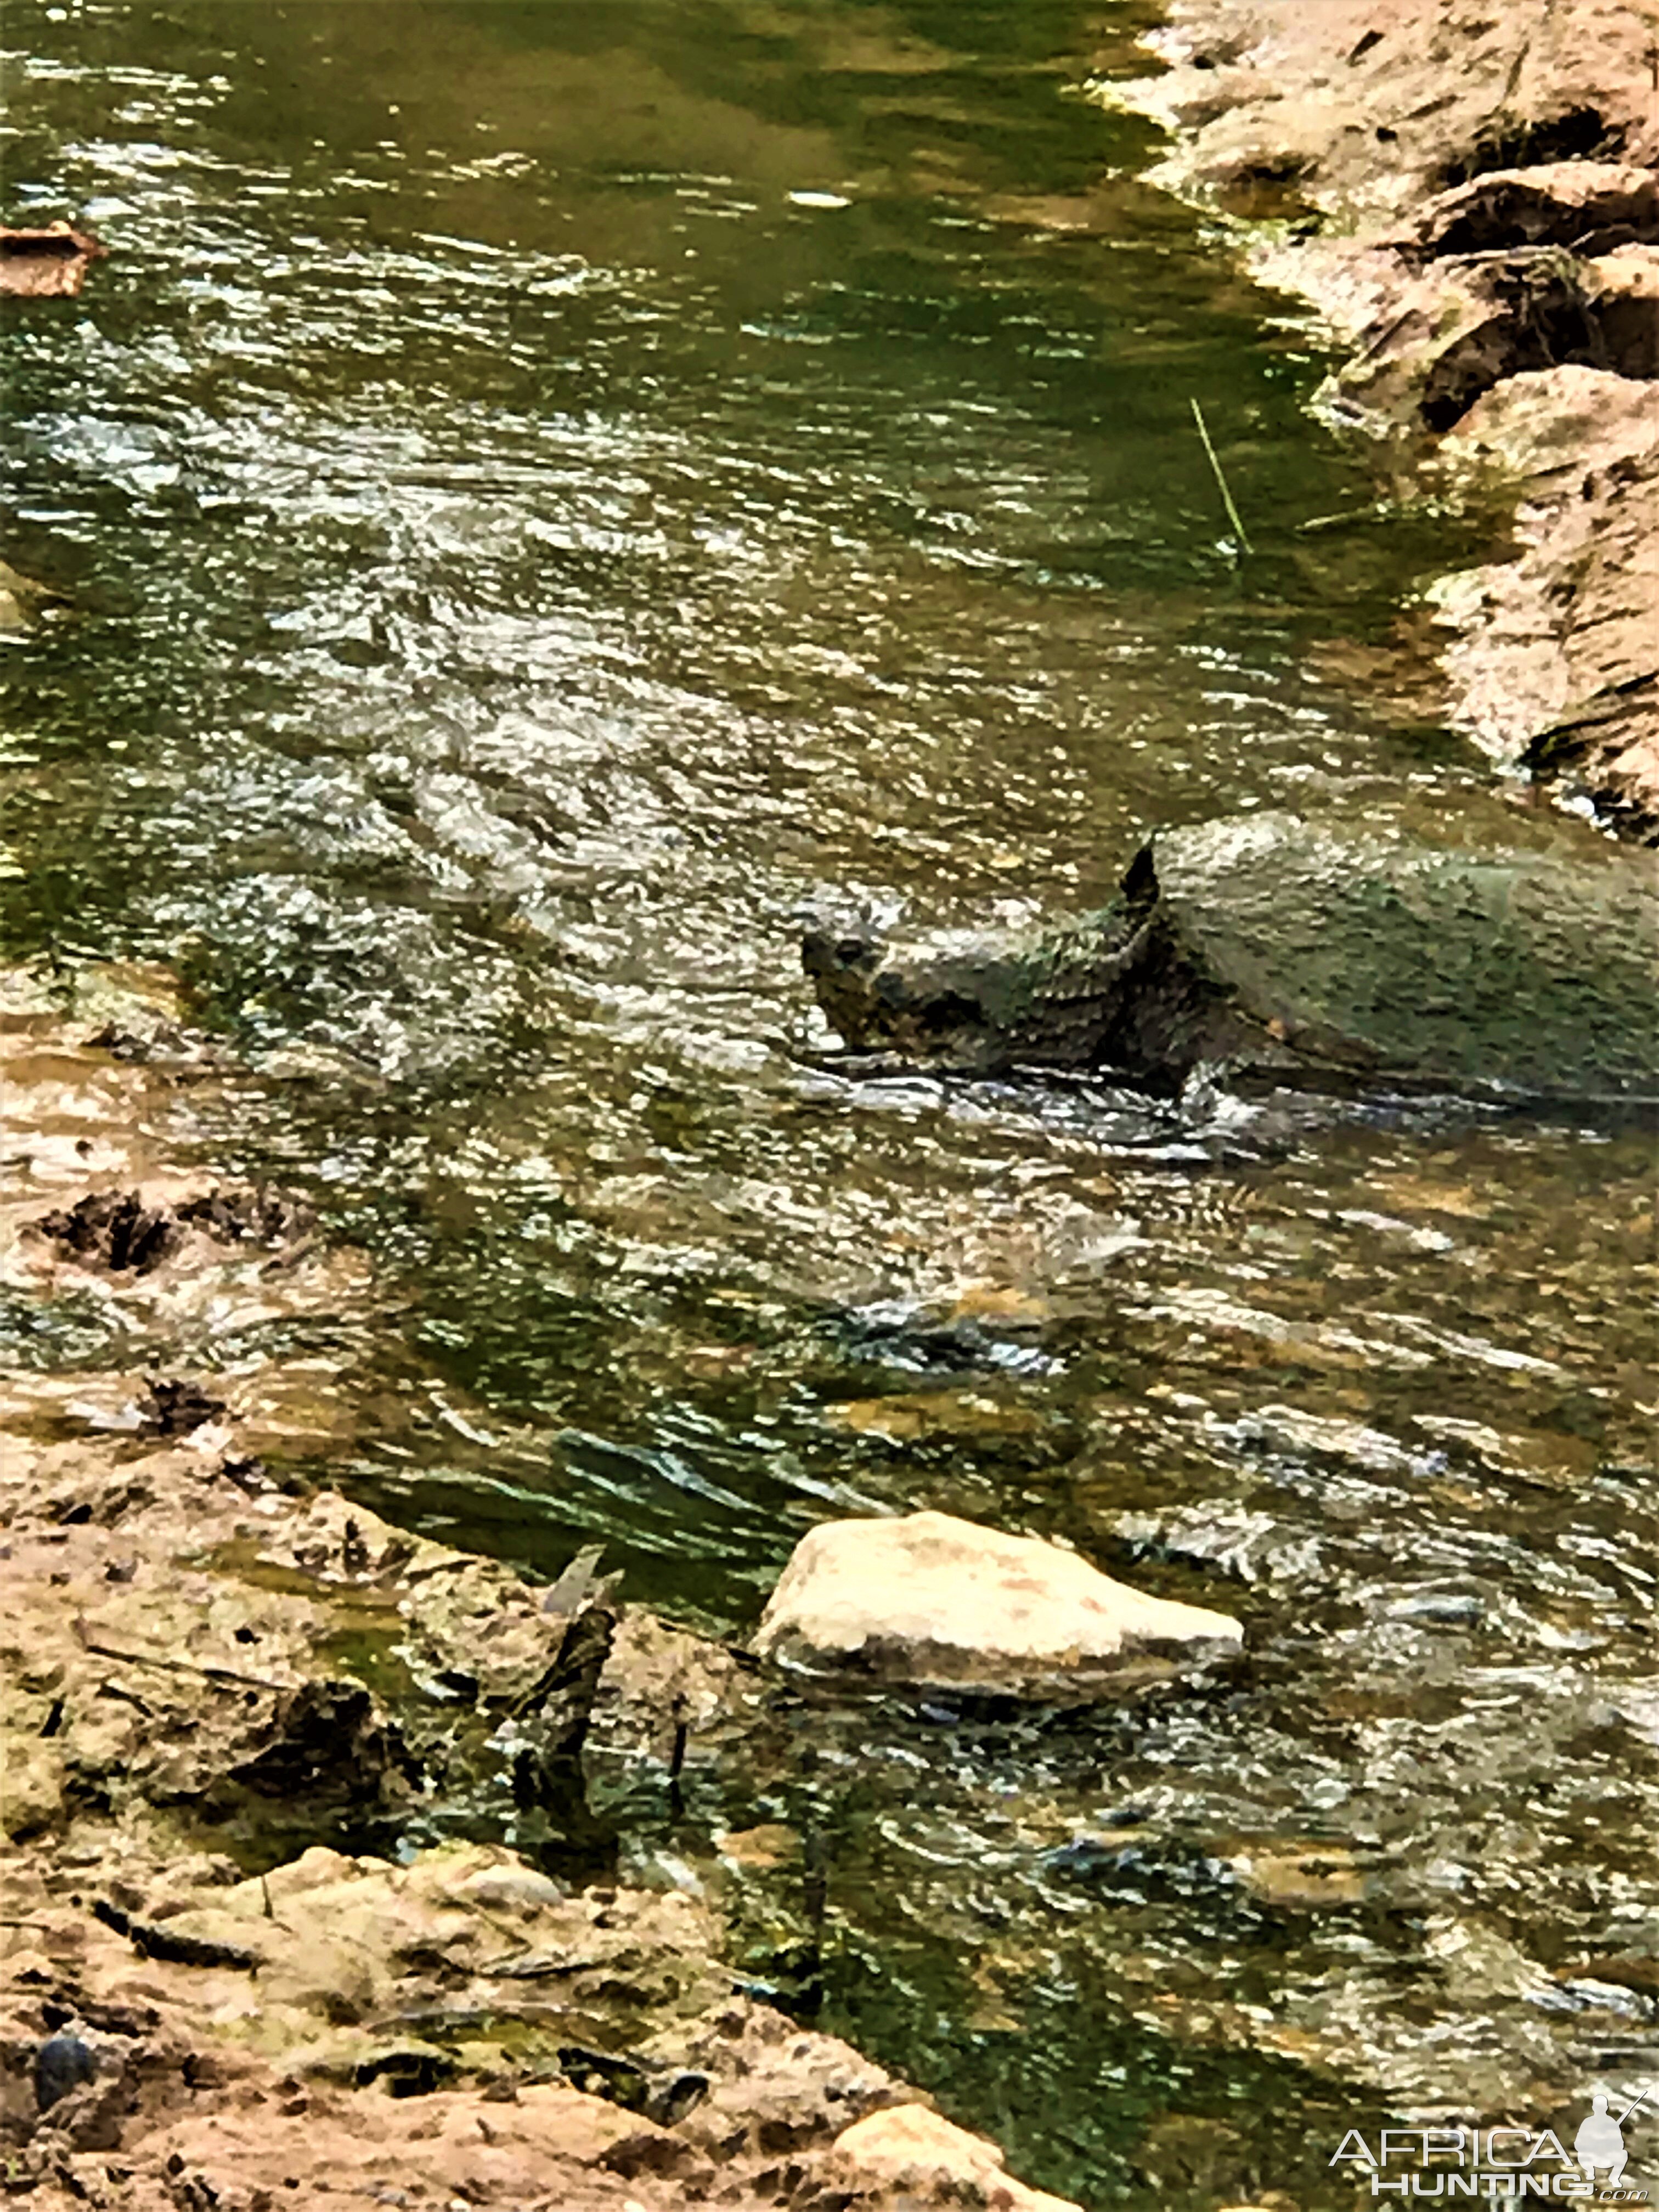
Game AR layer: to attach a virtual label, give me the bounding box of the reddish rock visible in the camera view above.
[0,222,106,298]
[1432,367,1659,829]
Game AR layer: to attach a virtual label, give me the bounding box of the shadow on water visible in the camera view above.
[3,2,1656,2204]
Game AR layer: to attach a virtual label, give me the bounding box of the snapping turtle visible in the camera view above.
[803,813,1659,1099]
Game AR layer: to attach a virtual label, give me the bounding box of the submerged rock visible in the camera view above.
[753,1509,1243,1693]
[804,812,1659,1098]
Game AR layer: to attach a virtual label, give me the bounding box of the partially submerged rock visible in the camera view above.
[25,1183,313,1278]
[0,222,106,298]
[753,1510,1243,1693]
[0,1426,652,1856]
[804,812,1659,1099]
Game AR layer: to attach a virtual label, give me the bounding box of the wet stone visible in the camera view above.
[34,2030,97,2112]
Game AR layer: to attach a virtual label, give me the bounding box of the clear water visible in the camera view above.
[3,3,1656,2205]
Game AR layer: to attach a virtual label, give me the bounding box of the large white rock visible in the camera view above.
[753,1509,1243,1694]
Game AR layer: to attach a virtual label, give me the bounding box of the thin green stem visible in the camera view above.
[1190,396,1254,558]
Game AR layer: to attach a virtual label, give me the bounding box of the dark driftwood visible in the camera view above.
[91,1898,260,1972]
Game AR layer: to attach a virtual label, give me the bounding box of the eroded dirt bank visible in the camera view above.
[1104,0,1659,838]
[0,971,1071,2212]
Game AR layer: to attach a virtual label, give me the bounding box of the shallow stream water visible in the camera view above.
[3,3,1657,2205]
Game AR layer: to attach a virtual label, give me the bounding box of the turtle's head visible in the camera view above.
[800,917,891,1051]
[801,912,1013,1062]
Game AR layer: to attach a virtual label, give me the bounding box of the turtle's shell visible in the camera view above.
[1148,813,1659,1097]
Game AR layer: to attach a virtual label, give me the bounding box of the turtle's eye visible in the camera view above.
[835,937,868,966]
